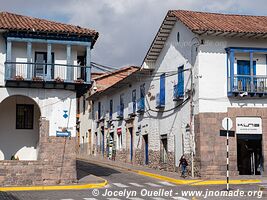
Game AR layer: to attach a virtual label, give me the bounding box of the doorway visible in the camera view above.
[128,127,133,162]
[143,134,149,165]
[34,52,54,79]
[237,134,262,175]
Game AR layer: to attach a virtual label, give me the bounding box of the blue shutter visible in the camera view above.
[178,66,184,97]
[160,74,165,105]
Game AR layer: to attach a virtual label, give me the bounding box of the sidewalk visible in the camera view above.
[0,173,107,192]
[78,155,263,186]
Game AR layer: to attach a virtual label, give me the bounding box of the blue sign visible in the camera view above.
[56,131,71,137]
[63,110,68,119]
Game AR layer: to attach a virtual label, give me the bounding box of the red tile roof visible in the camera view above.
[91,66,139,94]
[170,10,267,35]
[0,12,98,38]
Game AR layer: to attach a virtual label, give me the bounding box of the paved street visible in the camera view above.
[0,160,264,200]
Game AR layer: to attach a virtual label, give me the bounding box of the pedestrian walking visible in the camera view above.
[179,155,188,178]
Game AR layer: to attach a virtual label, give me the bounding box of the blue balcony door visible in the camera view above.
[237,60,256,91]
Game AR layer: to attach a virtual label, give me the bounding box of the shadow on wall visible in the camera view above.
[0,95,41,160]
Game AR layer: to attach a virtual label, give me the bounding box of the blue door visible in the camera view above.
[102,130,104,156]
[237,60,256,91]
[144,135,148,165]
[129,128,133,162]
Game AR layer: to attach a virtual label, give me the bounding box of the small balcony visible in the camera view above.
[156,93,165,109]
[137,98,145,113]
[226,47,267,97]
[117,105,124,119]
[128,102,136,117]
[173,84,184,101]
[4,62,91,93]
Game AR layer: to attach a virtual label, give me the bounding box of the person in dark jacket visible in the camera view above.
[179,155,188,178]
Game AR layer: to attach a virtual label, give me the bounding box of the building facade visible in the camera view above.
[0,12,98,186]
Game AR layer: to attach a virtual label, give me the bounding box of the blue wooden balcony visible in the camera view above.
[117,105,124,119]
[226,47,267,97]
[4,61,91,93]
[173,83,184,101]
[137,98,145,113]
[156,92,165,108]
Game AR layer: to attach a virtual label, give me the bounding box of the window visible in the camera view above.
[98,101,101,119]
[160,135,168,163]
[16,104,34,129]
[119,94,124,116]
[132,89,136,112]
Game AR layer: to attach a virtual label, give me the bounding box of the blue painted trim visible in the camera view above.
[7,37,91,46]
[226,52,229,93]
[6,41,12,79]
[250,52,254,89]
[229,50,235,93]
[47,43,52,80]
[86,46,91,83]
[226,47,267,53]
[26,42,32,80]
[66,44,72,81]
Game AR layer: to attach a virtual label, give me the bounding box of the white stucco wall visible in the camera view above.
[198,36,267,113]
[0,95,40,160]
[0,88,77,137]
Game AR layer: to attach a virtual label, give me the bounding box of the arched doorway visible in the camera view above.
[0,95,41,160]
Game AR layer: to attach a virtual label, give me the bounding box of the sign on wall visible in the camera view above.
[236,117,262,134]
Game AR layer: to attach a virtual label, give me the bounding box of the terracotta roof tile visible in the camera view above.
[93,66,139,93]
[0,12,98,37]
[170,10,267,34]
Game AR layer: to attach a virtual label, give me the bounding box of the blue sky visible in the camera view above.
[0,0,266,68]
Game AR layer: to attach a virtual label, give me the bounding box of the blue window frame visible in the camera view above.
[178,65,184,97]
[159,73,165,106]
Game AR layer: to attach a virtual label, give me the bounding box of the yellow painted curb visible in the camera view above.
[0,179,108,191]
[134,170,200,185]
[191,179,261,186]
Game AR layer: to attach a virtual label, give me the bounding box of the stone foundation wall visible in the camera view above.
[195,108,267,178]
[0,119,77,186]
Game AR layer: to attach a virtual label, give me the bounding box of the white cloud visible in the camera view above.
[0,0,266,68]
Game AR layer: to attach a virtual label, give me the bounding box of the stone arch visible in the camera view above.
[0,95,41,160]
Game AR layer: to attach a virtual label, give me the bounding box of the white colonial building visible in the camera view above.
[0,12,98,186]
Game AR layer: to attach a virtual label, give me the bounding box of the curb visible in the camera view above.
[78,158,262,186]
[0,177,108,192]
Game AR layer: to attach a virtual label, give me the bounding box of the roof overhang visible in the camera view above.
[142,12,176,65]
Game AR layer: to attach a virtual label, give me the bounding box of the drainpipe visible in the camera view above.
[190,37,201,178]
